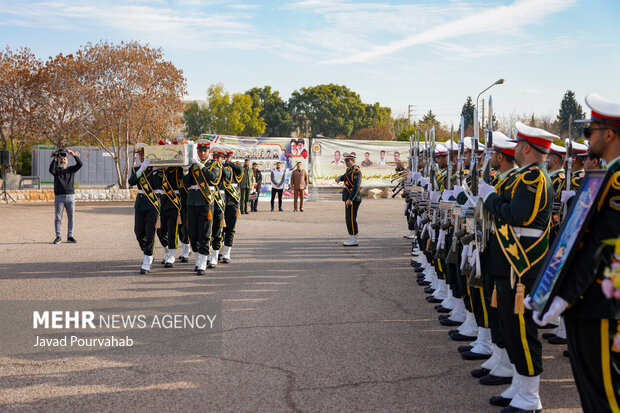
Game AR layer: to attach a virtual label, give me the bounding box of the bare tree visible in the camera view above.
[78,41,187,188]
[0,47,41,173]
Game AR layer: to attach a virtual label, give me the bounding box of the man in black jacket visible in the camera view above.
[49,148,82,244]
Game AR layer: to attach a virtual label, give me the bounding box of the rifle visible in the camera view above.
[447,125,454,191]
[563,114,574,218]
[458,115,465,186]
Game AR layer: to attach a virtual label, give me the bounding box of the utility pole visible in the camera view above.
[408,105,416,124]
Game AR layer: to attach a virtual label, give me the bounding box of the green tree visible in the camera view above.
[183,101,207,138]
[397,125,417,142]
[460,96,475,131]
[246,86,293,137]
[556,90,585,138]
[202,83,266,136]
[288,84,389,138]
[419,110,440,131]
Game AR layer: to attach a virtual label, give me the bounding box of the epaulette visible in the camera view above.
[559,172,565,179]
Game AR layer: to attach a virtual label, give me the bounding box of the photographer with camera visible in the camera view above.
[49,148,82,244]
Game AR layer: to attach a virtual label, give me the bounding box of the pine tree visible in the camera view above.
[556,90,585,138]
[460,96,475,131]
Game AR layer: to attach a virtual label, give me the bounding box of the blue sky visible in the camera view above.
[1,0,619,126]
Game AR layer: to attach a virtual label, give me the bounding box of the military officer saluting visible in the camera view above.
[129,142,163,274]
[335,153,362,247]
[477,121,556,413]
[220,146,244,264]
[533,93,620,413]
[183,139,222,276]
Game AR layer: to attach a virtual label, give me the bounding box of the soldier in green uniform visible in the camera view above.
[477,122,556,413]
[174,139,192,263]
[477,134,520,403]
[154,140,184,268]
[183,139,222,276]
[457,134,518,388]
[335,153,362,247]
[221,146,244,263]
[207,146,229,269]
[533,93,620,413]
[547,143,566,201]
[129,142,163,274]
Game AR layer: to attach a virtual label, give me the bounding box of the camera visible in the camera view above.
[52,149,68,158]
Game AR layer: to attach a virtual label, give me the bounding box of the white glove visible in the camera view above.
[466,195,479,207]
[430,191,441,202]
[561,190,576,203]
[193,157,204,169]
[452,185,464,197]
[523,295,533,311]
[478,181,496,199]
[437,229,445,248]
[460,244,469,270]
[137,159,150,174]
[419,177,430,187]
[533,296,569,326]
[468,249,476,268]
[412,172,422,182]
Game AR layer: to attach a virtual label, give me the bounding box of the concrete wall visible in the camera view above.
[4,188,137,203]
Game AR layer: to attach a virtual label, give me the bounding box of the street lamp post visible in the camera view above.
[475,79,504,132]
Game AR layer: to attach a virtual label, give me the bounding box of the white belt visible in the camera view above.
[137,190,164,195]
[189,185,216,191]
[513,227,543,238]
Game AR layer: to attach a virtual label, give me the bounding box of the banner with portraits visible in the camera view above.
[310,139,410,187]
[202,135,309,198]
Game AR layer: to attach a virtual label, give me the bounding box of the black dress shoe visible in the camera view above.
[449,329,460,335]
[538,323,558,329]
[424,286,435,294]
[67,236,77,243]
[489,396,511,407]
[450,332,477,342]
[161,259,166,264]
[222,258,230,263]
[164,263,173,268]
[500,406,541,413]
[563,349,570,358]
[436,306,451,313]
[541,332,556,340]
[548,335,567,345]
[471,367,490,378]
[418,280,431,286]
[458,345,473,353]
[461,350,492,360]
[140,268,149,275]
[53,237,61,244]
[278,208,283,212]
[194,266,198,272]
[197,269,205,276]
[427,296,442,303]
[180,257,189,263]
[414,267,426,273]
[440,318,463,326]
[479,374,512,386]
[438,314,451,320]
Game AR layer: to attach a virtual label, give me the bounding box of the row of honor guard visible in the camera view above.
[130,139,245,276]
[400,93,619,413]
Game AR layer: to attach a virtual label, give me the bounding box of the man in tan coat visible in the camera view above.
[290,162,308,212]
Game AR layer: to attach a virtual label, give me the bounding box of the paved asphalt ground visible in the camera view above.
[0,198,582,412]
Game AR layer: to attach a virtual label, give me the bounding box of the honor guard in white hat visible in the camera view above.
[206,145,228,269]
[183,138,222,275]
[220,145,244,264]
[335,152,362,246]
[534,93,620,413]
[476,121,557,413]
[129,142,163,274]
